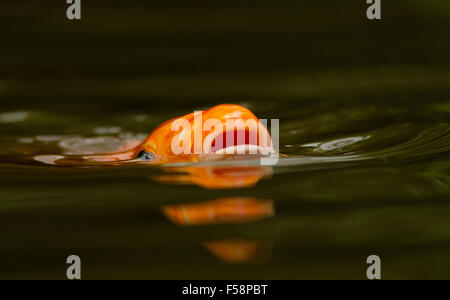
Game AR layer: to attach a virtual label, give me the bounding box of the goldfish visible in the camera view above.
[36,104,274,165]
[51,104,272,164]
[132,103,274,164]
[35,104,275,189]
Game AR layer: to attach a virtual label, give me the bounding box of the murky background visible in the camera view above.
[1,0,450,279]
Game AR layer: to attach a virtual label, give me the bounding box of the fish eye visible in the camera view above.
[136,151,155,161]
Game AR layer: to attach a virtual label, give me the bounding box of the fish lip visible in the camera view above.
[202,124,273,157]
[200,144,276,163]
[212,144,274,156]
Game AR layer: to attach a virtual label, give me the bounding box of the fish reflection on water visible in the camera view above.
[153,166,273,189]
[203,240,273,265]
[163,197,274,264]
[157,166,274,264]
[162,198,274,226]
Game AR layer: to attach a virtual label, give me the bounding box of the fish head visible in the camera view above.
[134,104,273,163]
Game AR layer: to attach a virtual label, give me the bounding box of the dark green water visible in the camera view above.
[1,1,450,279]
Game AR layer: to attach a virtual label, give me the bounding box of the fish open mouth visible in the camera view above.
[203,127,274,157]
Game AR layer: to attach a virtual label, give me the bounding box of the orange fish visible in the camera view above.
[37,104,273,165]
[133,104,273,164]
[73,104,273,164]
[35,104,274,189]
